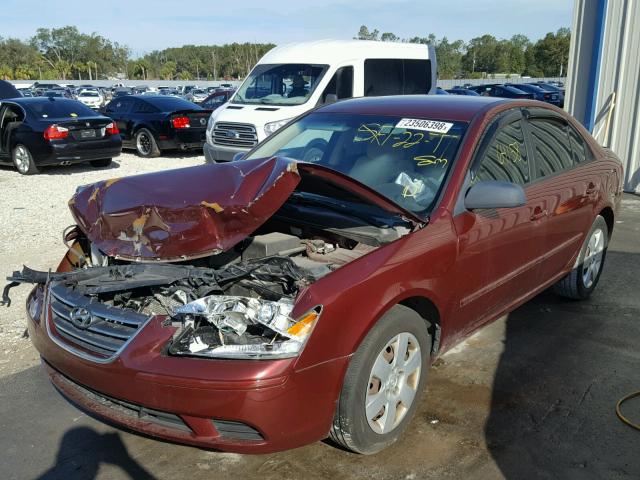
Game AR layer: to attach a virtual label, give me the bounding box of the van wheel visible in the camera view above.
[553,215,608,299]
[89,158,112,168]
[12,144,39,175]
[135,128,160,158]
[330,305,430,454]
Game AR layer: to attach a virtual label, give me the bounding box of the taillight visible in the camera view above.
[172,116,190,129]
[544,93,551,100]
[43,124,69,140]
[105,122,119,135]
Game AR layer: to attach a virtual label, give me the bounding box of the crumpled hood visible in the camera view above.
[70,156,421,262]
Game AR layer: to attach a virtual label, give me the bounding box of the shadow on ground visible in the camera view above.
[35,427,155,480]
[485,246,640,478]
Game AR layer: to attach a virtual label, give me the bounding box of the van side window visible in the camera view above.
[364,59,430,96]
[320,66,354,103]
[567,124,590,165]
[474,119,530,185]
[528,117,573,177]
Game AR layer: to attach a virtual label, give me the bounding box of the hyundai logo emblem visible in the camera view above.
[226,130,240,139]
[69,307,93,330]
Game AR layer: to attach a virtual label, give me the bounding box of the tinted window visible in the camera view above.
[107,98,133,113]
[568,125,590,165]
[25,99,96,118]
[364,59,431,96]
[474,119,529,185]
[320,66,354,103]
[135,100,160,113]
[528,118,573,177]
[143,96,202,112]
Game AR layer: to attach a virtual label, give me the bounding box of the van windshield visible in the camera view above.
[232,63,328,106]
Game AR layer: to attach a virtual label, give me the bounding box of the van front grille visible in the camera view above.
[212,122,258,148]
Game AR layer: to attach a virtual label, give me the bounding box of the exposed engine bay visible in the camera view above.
[3,219,399,359]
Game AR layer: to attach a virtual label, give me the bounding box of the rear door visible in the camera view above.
[452,109,546,333]
[523,109,600,281]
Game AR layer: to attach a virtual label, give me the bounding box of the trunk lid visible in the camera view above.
[69,156,421,262]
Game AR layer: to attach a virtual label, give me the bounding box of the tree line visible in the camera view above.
[356,25,571,78]
[0,24,569,81]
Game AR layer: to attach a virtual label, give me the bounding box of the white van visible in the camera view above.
[204,39,437,162]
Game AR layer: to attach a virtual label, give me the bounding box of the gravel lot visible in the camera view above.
[0,151,204,376]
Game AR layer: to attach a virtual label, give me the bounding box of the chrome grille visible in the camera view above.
[47,283,151,362]
[212,122,258,148]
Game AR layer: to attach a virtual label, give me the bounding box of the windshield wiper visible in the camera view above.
[287,192,404,228]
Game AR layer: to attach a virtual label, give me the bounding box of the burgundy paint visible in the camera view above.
[27,96,623,453]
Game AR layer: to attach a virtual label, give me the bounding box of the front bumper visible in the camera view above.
[203,141,248,163]
[26,285,347,453]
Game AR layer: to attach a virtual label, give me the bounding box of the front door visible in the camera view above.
[452,110,546,334]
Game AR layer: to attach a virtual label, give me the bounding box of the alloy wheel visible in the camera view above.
[137,132,151,155]
[582,227,605,288]
[365,332,422,435]
[14,146,30,173]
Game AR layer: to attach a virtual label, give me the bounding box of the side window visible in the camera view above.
[320,66,354,103]
[567,125,590,165]
[107,98,131,113]
[364,59,430,96]
[528,117,573,177]
[474,119,530,185]
[135,101,159,113]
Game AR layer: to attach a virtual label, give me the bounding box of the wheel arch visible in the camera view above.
[397,295,442,357]
[598,206,614,237]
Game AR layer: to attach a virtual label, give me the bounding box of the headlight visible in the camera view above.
[168,295,322,359]
[206,114,214,131]
[264,118,292,137]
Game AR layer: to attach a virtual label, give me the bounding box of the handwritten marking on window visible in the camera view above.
[496,142,523,165]
[354,123,395,145]
[413,155,449,167]
[402,184,419,198]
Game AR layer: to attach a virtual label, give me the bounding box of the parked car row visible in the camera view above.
[443,81,565,107]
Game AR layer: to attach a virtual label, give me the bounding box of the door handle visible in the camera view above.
[530,207,548,221]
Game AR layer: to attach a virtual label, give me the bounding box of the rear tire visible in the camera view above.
[12,144,39,175]
[330,305,431,454]
[553,215,608,300]
[89,158,112,168]
[135,128,160,158]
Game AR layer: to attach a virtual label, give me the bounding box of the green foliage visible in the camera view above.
[358,25,570,79]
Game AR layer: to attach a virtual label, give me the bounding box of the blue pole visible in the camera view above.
[584,0,608,132]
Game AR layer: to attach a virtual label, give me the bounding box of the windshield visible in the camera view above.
[233,63,328,106]
[80,91,99,97]
[245,112,467,215]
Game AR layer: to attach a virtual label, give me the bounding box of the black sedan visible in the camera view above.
[0,97,122,175]
[102,95,211,157]
[468,84,534,99]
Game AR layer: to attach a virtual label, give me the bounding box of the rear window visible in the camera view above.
[26,99,97,119]
[364,59,431,96]
[143,96,203,112]
[79,91,99,97]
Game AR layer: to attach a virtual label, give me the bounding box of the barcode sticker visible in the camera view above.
[395,118,453,133]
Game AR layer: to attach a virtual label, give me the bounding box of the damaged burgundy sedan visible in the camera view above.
[4,96,622,454]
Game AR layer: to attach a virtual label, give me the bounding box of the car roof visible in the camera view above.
[316,95,509,122]
[259,39,431,65]
[5,97,76,105]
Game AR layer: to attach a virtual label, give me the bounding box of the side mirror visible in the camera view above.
[464,180,526,210]
[232,152,245,162]
[323,93,338,105]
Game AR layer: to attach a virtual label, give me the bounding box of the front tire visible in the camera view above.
[12,144,39,175]
[553,215,608,299]
[135,128,160,158]
[330,305,431,454]
[89,158,112,168]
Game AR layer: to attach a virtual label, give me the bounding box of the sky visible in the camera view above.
[0,0,573,56]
